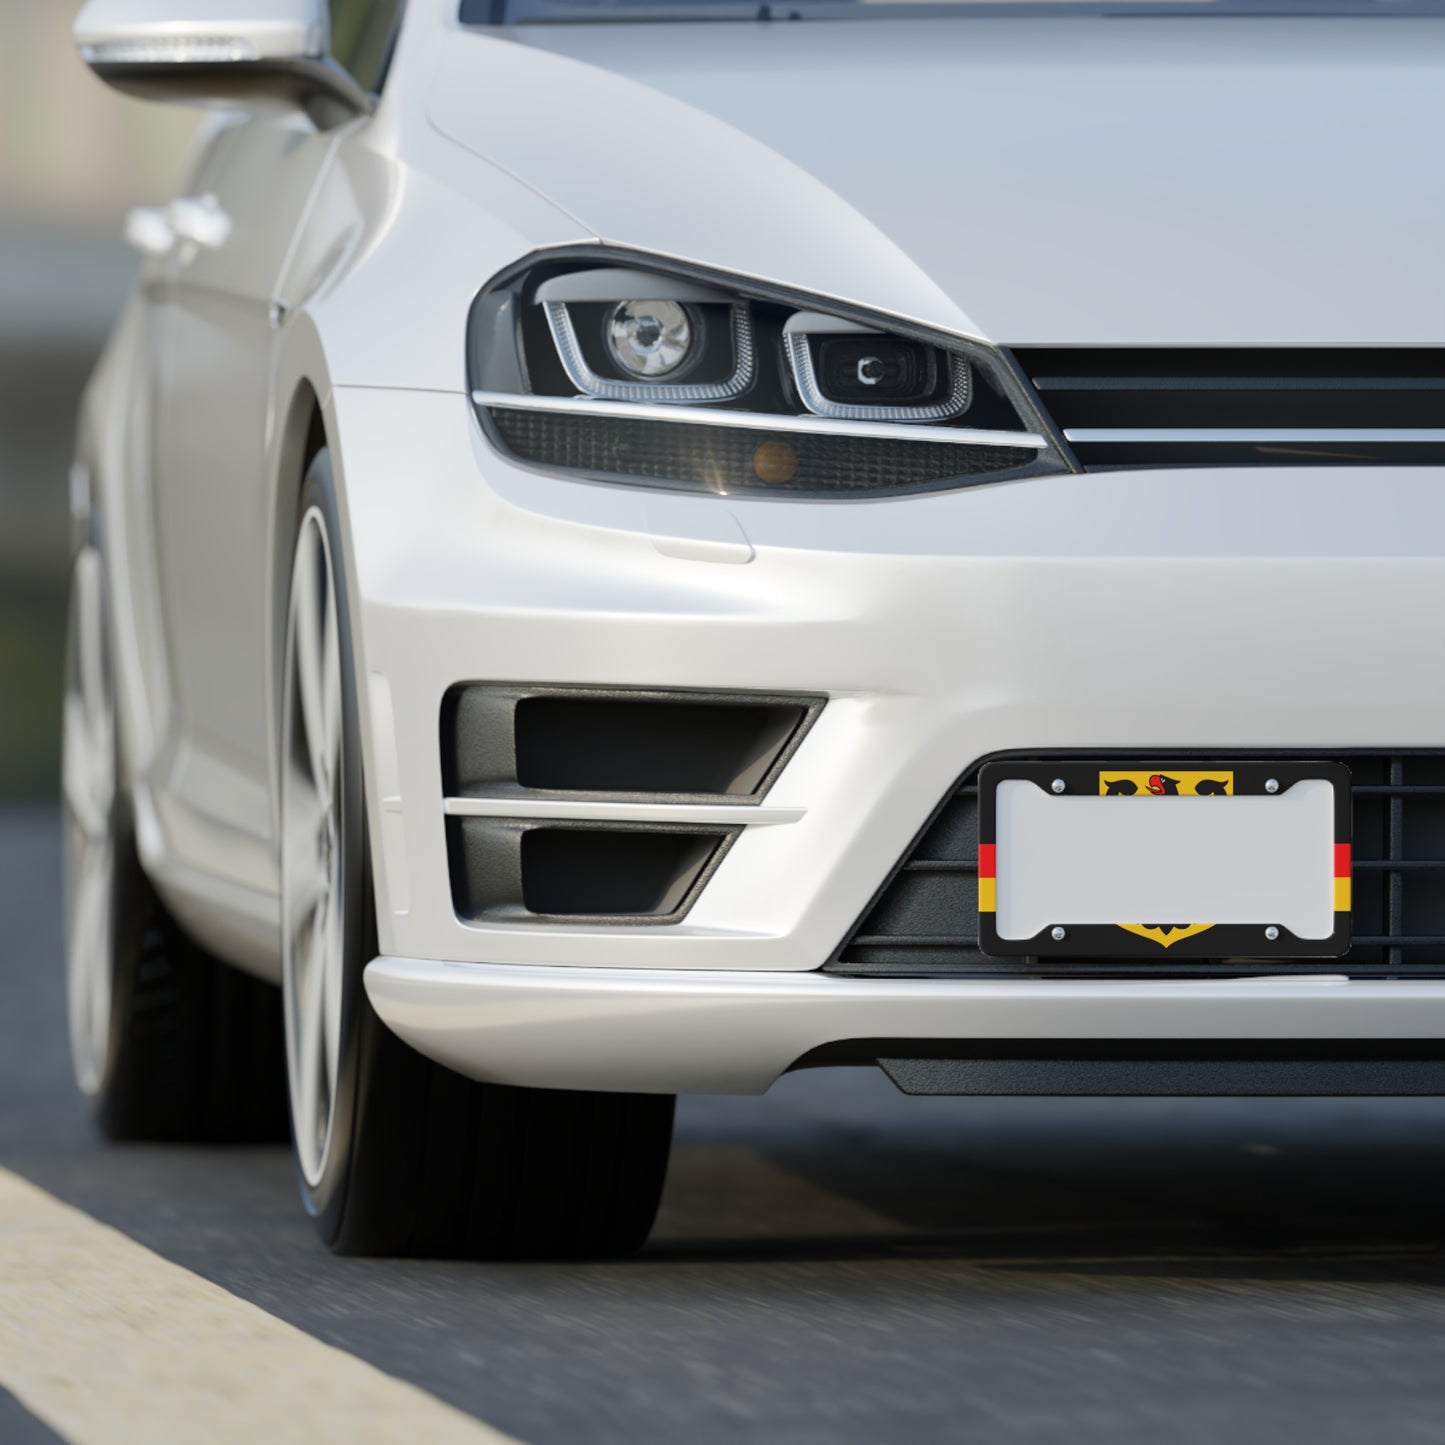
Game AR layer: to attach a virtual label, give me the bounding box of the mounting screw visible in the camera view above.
[1265,926,1280,941]
[1051,778,1066,794]
[1265,778,1279,794]
[1051,926,1067,941]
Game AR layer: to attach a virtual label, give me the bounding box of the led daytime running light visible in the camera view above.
[545,301,756,405]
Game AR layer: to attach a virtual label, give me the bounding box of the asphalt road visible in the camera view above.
[7,804,1445,1444]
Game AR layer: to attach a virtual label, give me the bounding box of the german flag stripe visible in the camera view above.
[978,844,996,913]
[1334,842,1352,912]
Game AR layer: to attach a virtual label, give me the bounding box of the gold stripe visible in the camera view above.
[1334,877,1352,912]
[978,878,996,912]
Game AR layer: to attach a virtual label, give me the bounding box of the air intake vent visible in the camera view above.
[448,818,732,924]
[1011,349,1445,469]
[830,752,1445,980]
[442,686,820,801]
[441,685,821,927]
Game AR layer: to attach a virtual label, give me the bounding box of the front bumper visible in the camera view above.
[363,960,1445,1094]
[331,385,1445,1085]
[336,388,1445,963]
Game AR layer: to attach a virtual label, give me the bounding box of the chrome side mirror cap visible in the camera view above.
[74,0,371,127]
[74,0,327,67]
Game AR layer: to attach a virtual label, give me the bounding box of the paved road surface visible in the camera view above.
[5,805,1445,1443]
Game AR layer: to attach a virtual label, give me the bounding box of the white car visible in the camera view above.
[65,0,1445,1257]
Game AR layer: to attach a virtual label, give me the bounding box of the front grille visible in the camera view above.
[1010,349,1445,470]
[829,753,1445,980]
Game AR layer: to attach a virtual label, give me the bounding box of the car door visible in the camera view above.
[148,113,340,870]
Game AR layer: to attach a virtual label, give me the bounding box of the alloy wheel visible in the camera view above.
[61,547,116,1097]
[281,508,347,1188]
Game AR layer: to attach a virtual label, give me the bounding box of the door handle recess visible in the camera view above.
[166,195,232,250]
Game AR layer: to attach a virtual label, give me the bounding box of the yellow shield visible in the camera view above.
[1117,923,1216,948]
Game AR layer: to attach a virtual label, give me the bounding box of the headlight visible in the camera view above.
[781,313,971,423]
[468,255,1071,499]
[605,301,695,379]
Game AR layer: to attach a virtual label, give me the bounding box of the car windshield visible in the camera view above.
[464,0,1445,24]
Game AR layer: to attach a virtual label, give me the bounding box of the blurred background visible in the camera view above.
[0,4,195,799]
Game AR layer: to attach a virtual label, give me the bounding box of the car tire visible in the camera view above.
[282,449,675,1259]
[61,538,288,1142]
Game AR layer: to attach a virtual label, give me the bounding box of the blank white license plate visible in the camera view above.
[977,761,1351,958]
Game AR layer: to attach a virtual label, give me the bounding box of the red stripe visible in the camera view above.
[978,844,996,879]
[1334,843,1352,877]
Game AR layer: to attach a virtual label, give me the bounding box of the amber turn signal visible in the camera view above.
[752,440,798,484]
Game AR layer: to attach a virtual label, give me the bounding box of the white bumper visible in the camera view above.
[329,386,1445,1089]
[363,960,1445,1094]
[336,390,1445,965]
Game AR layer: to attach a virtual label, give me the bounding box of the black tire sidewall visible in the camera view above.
[285,449,372,1242]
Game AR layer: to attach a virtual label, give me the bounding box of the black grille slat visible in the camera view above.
[1354,785,1445,796]
[1017,348,1445,383]
[1351,937,1445,947]
[1011,349,1445,470]
[1039,389,1445,431]
[1035,376,1445,393]
[1353,860,1445,871]
[829,752,1445,980]
[1388,756,1406,969]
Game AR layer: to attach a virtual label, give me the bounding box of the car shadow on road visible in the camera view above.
[649,1077,1445,1282]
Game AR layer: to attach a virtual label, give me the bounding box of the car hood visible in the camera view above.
[429,17,1444,346]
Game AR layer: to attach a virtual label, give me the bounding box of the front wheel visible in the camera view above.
[281,449,674,1258]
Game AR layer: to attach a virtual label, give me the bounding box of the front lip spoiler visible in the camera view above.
[362,957,1445,1096]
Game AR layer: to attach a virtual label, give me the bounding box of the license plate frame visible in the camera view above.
[977,760,1353,959]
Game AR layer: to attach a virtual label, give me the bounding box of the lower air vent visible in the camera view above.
[1011,348,1445,469]
[514,694,808,797]
[830,752,1445,980]
[520,827,722,917]
[448,818,733,924]
[443,685,821,801]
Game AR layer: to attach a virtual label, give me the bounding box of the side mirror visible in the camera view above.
[74,0,372,128]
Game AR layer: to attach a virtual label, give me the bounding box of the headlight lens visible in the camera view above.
[819,336,936,401]
[468,257,1069,498]
[606,300,695,379]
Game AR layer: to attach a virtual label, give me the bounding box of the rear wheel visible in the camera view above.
[61,540,287,1141]
[282,449,675,1258]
